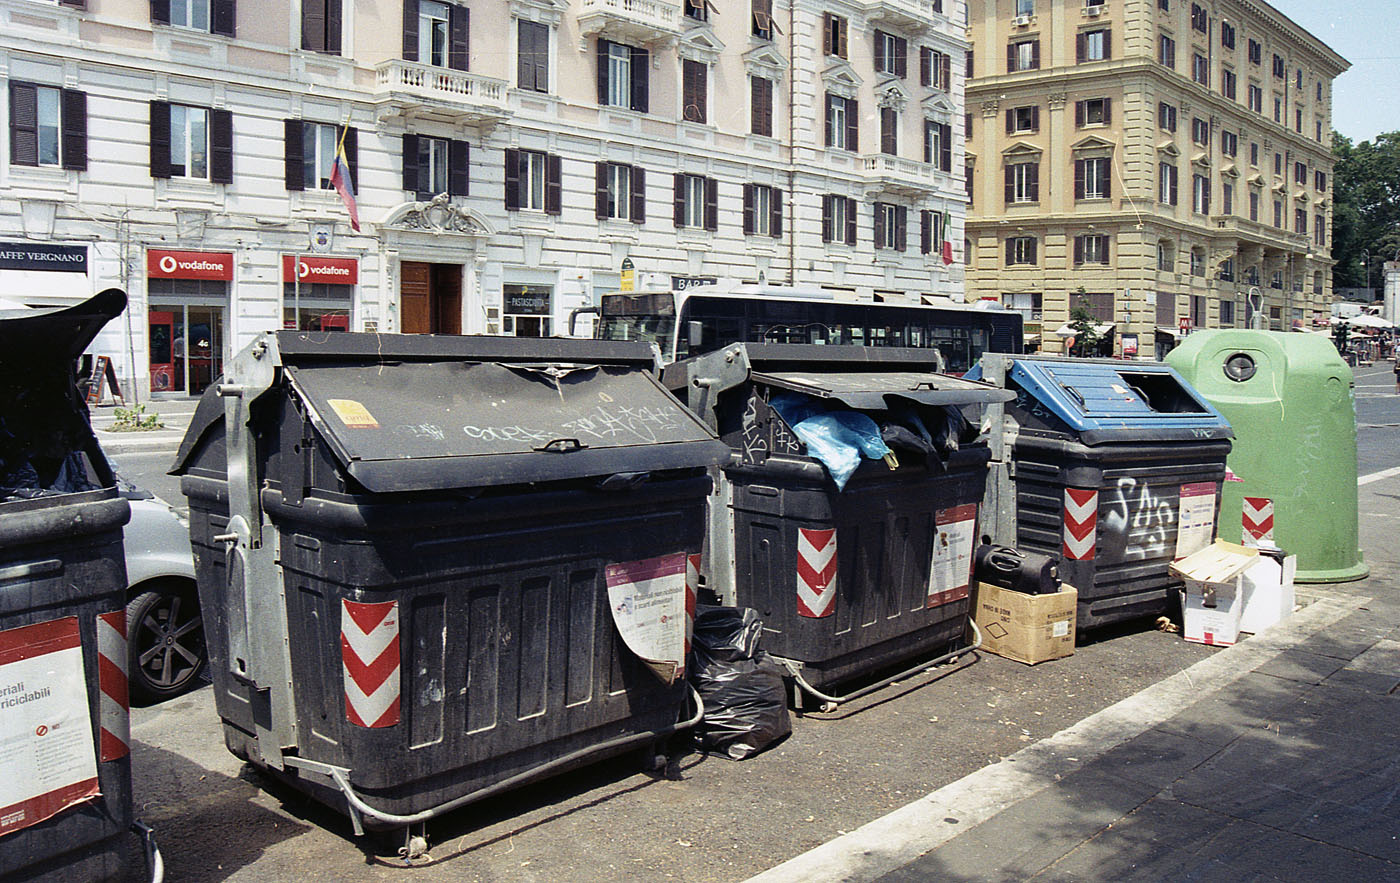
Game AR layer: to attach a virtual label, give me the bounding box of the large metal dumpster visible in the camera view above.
[971,354,1233,631]
[170,332,729,834]
[665,343,1014,706]
[1167,330,1367,583]
[0,291,135,882]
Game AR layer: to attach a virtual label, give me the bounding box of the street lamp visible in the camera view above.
[1361,248,1371,294]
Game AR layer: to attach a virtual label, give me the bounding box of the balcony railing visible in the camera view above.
[374,61,511,126]
[861,0,943,33]
[861,154,943,197]
[577,0,684,45]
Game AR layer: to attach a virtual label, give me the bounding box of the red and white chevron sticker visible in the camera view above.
[1242,496,1275,547]
[341,599,400,728]
[1063,488,1099,561]
[683,553,700,674]
[96,610,130,762]
[797,528,838,618]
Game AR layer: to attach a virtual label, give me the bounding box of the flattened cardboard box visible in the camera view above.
[971,581,1077,665]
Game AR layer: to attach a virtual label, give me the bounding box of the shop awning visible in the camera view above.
[1054,322,1115,338]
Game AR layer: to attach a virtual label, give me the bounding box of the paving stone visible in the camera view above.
[1253,649,1348,685]
[1079,728,1221,790]
[1028,798,1231,881]
[1197,818,1400,882]
[1322,667,1400,694]
[1289,798,1400,863]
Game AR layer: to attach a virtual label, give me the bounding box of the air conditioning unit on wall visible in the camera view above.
[1085,4,1103,16]
[1012,14,1031,26]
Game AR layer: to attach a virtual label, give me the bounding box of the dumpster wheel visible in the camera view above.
[282,685,706,844]
[781,619,983,712]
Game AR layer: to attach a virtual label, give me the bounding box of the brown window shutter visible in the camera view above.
[449,139,469,196]
[210,107,233,183]
[941,53,951,90]
[325,0,342,54]
[449,5,469,71]
[631,165,646,224]
[939,123,951,172]
[1007,42,1016,73]
[895,206,907,251]
[1074,236,1084,265]
[152,0,170,25]
[1031,40,1039,69]
[1031,106,1039,130]
[673,173,686,227]
[821,194,832,242]
[1004,165,1015,204]
[845,198,857,245]
[1103,28,1111,60]
[504,148,521,210]
[342,124,357,185]
[1028,162,1039,201]
[1006,108,1014,135]
[921,47,931,87]
[846,99,858,151]
[597,39,610,104]
[9,84,38,166]
[1074,159,1085,199]
[921,210,931,254]
[1076,33,1085,63]
[302,0,325,51]
[149,100,171,178]
[742,183,755,235]
[769,187,782,238]
[284,119,304,190]
[704,177,718,231]
[895,36,907,78]
[873,203,885,249]
[823,14,832,54]
[58,0,86,7]
[595,161,609,219]
[545,153,562,214]
[1075,100,1084,127]
[402,134,421,193]
[874,30,886,72]
[1101,162,1110,199]
[1029,238,1037,263]
[1005,238,1014,265]
[632,47,649,112]
[1104,98,1112,124]
[61,89,87,171]
[211,0,235,37]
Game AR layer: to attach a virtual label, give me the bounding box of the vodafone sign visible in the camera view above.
[147,249,233,281]
[282,255,358,285]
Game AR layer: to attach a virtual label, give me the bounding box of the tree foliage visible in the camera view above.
[1066,289,1105,357]
[1331,131,1400,290]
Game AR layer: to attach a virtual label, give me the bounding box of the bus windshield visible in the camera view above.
[597,293,677,351]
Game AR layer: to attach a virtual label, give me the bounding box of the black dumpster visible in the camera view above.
[665,343,1014,706]
[171,332,729,834]
[0,291,134,882]
[970,354,1233,630]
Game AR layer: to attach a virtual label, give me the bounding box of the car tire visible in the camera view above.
[126,581,206,704]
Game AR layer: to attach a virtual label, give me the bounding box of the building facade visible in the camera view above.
[1,0,968,398]
[964,0,1347,357]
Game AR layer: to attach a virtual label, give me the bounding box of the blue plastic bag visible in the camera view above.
[768,395,893,490]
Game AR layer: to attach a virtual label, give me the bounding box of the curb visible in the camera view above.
[97,432,186,456]
[743,594,1367,883]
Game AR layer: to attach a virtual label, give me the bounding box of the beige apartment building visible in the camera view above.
[964,0,1347,357]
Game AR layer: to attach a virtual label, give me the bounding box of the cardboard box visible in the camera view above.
[1239,548,1297,634]
[972,581,1077,665]
[1170,541,1259,647]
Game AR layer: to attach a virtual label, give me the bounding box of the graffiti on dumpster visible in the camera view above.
[460,403,686,446]
[1099,476,1176,561]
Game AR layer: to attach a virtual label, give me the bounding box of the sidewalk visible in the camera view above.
[90,398,198,455]
[749,483,1400,882]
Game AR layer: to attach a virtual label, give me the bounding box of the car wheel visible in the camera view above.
[127,582,206,704]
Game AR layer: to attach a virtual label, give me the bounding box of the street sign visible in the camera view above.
[620,258,634,292]
[1179,316,1191,336]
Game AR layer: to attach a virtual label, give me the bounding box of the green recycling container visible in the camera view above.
[1167,330,1367,583]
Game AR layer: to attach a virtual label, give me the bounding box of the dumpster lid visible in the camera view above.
[750,369,1014,408]
[283,358,728,492]
[0,288,127,365]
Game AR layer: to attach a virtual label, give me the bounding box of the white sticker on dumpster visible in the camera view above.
[606,553,688,685]
[0,616,100,837]
[928,504,978,608]
[1175,482,1218,560]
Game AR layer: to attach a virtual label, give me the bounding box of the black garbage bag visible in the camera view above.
[688,606,791,760]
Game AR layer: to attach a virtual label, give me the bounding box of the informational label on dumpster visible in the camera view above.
[0,617,100,837]
[326,398,380,429]
[1175,482,1218,560]
[929,504,978,608]
[606,553,688,685]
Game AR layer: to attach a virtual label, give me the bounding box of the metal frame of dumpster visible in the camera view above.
[666,343,1015,708]
[171,331,729,836]
[976,354,1233,631]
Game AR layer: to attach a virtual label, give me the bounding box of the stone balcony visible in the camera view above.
[861,153,943,198]
[576,0,684,47]
[373,61,511,128]
[860,0,944,34]
[1210,215,1312,255]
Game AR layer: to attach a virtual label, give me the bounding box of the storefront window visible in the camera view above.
[148,278,226,395]
[503,284,552,337]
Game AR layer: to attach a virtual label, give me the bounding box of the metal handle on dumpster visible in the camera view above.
[534,437,588,453]
[781,619,982,713]
[1063,385,1086,408]
[283,684,706,836]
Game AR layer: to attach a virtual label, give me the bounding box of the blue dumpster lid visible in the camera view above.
[981,357,1232,444]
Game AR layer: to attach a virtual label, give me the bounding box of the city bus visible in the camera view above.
[575,282,1023,372]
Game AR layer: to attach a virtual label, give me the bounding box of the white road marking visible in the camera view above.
[1359,466,1400,486]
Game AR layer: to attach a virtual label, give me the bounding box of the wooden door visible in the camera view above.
[432,264,462,335]
[401,261,432,333]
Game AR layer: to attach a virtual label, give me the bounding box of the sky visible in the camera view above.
[1265,1,1400,144]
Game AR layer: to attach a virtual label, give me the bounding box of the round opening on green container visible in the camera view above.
[1223,352,1257,383]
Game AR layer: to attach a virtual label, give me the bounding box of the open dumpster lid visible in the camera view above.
[750,369,1015,409]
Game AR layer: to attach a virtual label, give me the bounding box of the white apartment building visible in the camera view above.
[0,0,968,398]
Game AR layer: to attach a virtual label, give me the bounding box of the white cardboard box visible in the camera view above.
[1170,541,1260,647]
[1239,549,1297,634]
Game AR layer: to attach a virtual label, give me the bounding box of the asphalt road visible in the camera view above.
[1352,361,1400,477]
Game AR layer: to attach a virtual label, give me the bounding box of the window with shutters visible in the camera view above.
[1159,162,1178,205]
[171,0,209,31]
[924,121,951,172]
[418,1,450,65]
[1249,189,1259,221]
[1294,107,1302,133]
[1273,152,1282,175]
[1314,219,1325,247]
[1009,105,1038,134]
[403,0,467,68]
[402,134,468,199]
[752,0,780,39]
[1159,34,1175,68]
[1222,130,1237,156]
[1250,142,1258,165]
[1222,68,1236,100]
[825,93,856,150]
[821,195,857,246]
[920,210,942,255]
[1157,241,1174,272]
[1294,207,1307,234]
[1009,39,1039,72]
[685,0,709,22]
[1221,21,1235,49]
[517,20,549,92]
[674,174,716,230]
[1006,291,1041,320]
[1315,170,1326,192]
[1190,2,1206,32]
[1222,181,1233,214]
[1007,160,1039,203]
[751,76,773,137]
[1272,53,1284,78]
[600,40,646,110]
[1006,236,1036,266]
[1159,102,1177,132]
[287,121,348,190]
[1220,298,1236,325]
[1247,39,1261,65]
[1157,292,1178,325]
[1075,157,1109,200]
[155,0,235,36]
[880,107,898,155]
[1075,234,1109,265]
[596,161,644,223]
[824,14,848,58]
[1248,84,1262,113]
[1192,53,1208,86]
[1294,161,1306,185]
[9,82,86,170]
[506,148,558,213]
[1078,28,1108,63]
[744,183,781,237]
[921,47,951,90]
[682,59,707,123]
[874,202,905,251]
[875,31,908,78]
[169,104,208,179]
[1189,294,1205,325]
[1077,98,1109,127]
[1192,117,1209,146]
[302,0,343,54]
[1192,173,1210,214]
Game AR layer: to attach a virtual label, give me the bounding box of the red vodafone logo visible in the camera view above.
[282,254,358,284]
[147,249,233,281]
